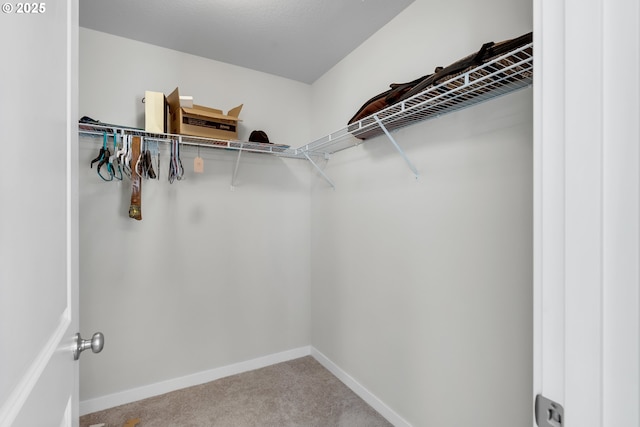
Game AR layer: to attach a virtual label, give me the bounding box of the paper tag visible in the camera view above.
[194,156,204,173]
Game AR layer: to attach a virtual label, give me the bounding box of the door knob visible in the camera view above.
[73,332,104,360]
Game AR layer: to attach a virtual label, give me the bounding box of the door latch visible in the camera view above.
[535,394,564,427]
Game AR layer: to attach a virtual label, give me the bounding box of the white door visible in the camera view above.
[533,0,640,426]
[0,1,81,426]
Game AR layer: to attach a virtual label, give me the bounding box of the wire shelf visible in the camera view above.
[298,41,533,156]
[78,123,313,159]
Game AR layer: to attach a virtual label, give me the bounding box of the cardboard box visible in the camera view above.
[144,91,169,133]
[167,87,243,140]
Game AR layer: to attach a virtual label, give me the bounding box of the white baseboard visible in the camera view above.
[79,346,311,416]
[310,347,412,427]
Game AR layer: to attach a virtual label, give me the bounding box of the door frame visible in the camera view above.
[533,0,640,426]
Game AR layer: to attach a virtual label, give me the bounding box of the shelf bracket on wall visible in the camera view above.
[230,145,243,190]
[374,115,419,179]
[303,152,335,190]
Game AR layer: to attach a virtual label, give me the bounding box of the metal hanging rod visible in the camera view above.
[78,123,320,159]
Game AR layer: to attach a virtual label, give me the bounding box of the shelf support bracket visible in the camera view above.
[303,152,335,190]
[374,115,419,179]
[230,146,243,190]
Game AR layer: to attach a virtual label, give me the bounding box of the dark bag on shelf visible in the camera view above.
[398,32,533,102]
[347,32,533,138]
[347,72,440,125]
[249,130,271,144]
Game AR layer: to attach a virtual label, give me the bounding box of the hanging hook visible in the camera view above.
[168,138,184,183]
[122,134,132,178]
[90,132,108,169]
[97,149,113,182]
[109,131,123,181]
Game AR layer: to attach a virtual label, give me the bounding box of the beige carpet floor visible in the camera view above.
[79,356,393,427]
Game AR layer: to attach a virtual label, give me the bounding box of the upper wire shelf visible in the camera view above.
[297,41,533,156]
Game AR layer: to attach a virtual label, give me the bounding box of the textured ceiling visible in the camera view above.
[79,0,415,84]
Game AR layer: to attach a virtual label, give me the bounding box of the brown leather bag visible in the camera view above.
[398,32,533,102]
[347,72,439,125]
[347,32,533,138]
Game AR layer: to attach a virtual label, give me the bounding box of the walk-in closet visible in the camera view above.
[5,0,640,425]
[76,0,533,426]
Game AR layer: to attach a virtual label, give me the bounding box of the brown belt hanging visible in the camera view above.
[128,136,142,220]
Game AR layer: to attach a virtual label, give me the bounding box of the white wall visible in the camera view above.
[309,0,533,426]
[80,28,311,145]
[79,28,312,402]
